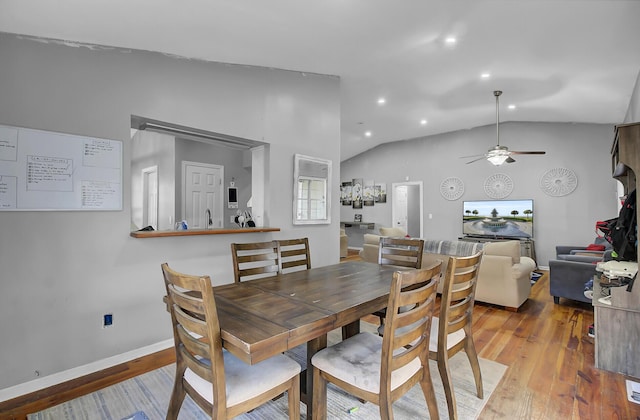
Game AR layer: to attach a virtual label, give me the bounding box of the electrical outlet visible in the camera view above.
[103,313,113,328]
[230,215,235,223]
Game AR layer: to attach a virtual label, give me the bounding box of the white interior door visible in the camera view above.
[391,181,423,238]
[182,161,223,229]
[142,166,158,229]
[392,185,408,233]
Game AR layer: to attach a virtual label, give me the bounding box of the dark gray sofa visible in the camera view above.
[549,242,612,304]
[549,259,597,304]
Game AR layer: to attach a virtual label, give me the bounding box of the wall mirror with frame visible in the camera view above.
[293,154,332,225]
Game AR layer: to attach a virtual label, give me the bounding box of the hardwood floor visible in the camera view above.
[2,258,640,419]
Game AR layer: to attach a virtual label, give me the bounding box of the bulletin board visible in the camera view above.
[0,124,122,211]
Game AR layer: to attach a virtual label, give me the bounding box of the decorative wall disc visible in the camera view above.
[540,167,578,196]
[440,177,465,201]
[484,173,514,199]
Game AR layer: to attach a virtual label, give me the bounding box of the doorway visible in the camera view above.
[391,181,423,238]
[141,165,158,229]
[182,161,224,229]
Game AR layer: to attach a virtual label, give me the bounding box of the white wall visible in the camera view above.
[341,122,619,266]
[0,32,340,392]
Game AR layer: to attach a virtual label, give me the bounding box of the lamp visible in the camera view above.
[487,154,509,166]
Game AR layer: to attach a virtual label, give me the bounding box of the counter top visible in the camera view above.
[130,227,280,238]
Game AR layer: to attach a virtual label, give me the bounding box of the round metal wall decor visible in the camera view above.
[540,167,578,197]
[484,173,514,199]
[440,177,465,201]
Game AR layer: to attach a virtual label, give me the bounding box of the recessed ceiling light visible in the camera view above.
[364,131,372,137]
[420,119,428,125]
[445,37,457,45]
[377,98,386,105]
[481,73,491,79]
[508,104,516,110]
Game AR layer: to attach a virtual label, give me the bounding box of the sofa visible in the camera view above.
[549,241,612,304]
[359,233,537,310]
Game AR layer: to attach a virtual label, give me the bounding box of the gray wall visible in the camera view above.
[341,121,620,266]
[626,70,640,123]
[0,33,340,391]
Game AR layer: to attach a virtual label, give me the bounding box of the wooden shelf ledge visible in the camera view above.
[130,227,280,238]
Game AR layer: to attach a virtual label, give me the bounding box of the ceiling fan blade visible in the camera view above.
[459,153,486,159]
[506,156,516,163]
[466,156,488,164]
[510,151,546,155]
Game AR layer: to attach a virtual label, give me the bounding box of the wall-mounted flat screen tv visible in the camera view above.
[462,199,533,239]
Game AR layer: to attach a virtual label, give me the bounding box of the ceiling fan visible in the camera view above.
[463,90,546,165]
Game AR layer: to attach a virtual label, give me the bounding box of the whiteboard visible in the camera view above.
[0,124,122,211]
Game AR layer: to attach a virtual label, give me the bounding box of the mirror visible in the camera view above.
[293,154,332,225]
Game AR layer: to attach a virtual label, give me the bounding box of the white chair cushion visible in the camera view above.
[429,317,465,352]
[184,349,301,407]
[311,332,421,394]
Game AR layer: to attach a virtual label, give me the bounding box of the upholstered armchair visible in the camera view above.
[474,241,537,311]
[549,241,612,304]
[340,228,348,258]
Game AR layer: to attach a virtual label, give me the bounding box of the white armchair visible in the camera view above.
[475,241,536,311]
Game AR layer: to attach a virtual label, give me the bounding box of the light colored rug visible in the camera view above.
[29,324,506,420]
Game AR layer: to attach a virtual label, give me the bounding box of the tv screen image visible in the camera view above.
[462,199,533,238]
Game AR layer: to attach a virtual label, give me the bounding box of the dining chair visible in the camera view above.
[230,240,279,282]
[430,251,483,420]
[161,263,301,419]
[277,238,311,273]
[311,263,442,420]
[374,237,425,331]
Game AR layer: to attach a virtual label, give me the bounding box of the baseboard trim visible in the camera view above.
[0,339,173,403]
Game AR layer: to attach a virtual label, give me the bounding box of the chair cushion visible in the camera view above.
[184,349,300,407]
[429,317,465,352]
[482,240,520,264]
[379,227,408,237]
[311,332,421,394]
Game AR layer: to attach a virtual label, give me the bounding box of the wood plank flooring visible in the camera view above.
[2,257,640,419]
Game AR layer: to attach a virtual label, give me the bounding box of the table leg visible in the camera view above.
[305,334,327,420]
[341,319,361,340]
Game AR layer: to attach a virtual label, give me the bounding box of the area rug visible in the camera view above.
[28,324,506,420]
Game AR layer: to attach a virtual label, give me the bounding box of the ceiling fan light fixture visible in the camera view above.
[487,154,509,165]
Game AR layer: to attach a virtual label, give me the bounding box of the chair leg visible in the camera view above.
[312,366,328,420]
[166,379,186,420]
[378,402,393,420]
[288,374,301,419]
[437,356,457,420]
[419,363,440,420]
[464,336,484,399]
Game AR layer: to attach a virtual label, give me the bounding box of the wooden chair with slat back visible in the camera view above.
[277,238,311,274]
[230,241,280,283]
[311,263,442,420]
[378,236,425,268]
[374,236,425,330]
[161,263,301,419]
[430,251,483,420]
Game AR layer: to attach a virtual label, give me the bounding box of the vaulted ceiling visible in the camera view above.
[2,0,640,160]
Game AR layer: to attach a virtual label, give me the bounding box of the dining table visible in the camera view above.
[207,260,404,419]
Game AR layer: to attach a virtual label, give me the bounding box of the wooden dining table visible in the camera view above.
[209,260,403,419]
